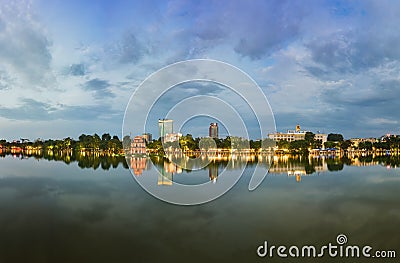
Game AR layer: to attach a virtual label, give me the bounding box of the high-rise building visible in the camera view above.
[142,133,152,143]
[158,119,173,139]
[209,123,218,138]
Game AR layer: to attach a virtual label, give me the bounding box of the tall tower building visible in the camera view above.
[209,123,218,138]
[158,119,173,139]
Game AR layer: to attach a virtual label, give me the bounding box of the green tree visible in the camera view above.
[102,133,111,142]
[327,133,344,142]
[305,132,315,145]
[222,136,231,148]
[324,141,338,149]
[250,140,261,150]
[179,134,197,151]
[122,135,131,150]
[289,140,309,154]
[63,137,72,151]
[277,140,290,150]
[358,141,373,150]
[262,138,276,149]
[340,140,352,151]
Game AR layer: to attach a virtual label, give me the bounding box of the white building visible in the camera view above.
[268,125,327,145]
[164,133,182,143]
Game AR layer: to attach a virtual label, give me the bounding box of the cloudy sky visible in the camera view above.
[0,0,400,141]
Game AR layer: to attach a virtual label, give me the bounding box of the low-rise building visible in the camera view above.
[268,125,327,145]
[350,138,377,148]
[131,136,146,155]
[164,133,182,143]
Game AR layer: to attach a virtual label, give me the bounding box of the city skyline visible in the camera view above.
[1,1,400,141]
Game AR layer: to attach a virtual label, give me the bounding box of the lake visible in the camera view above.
[0,153,399,262]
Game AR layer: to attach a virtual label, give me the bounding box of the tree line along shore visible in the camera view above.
[1,132,400,156]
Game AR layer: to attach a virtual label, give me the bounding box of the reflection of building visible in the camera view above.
[158,119,173,140]
[208,163,218,183]
[130,157,147,176]
[268,155,328,182]
[157,161,183,186]
[142,133,152,143]
[268,125,327,145]
[131,136,146,155]
[209,123,218,138]
[158,162,174,186]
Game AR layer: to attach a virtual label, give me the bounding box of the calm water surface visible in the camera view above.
[0,154,399,262]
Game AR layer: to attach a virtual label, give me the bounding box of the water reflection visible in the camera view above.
[0,151,129,170]
[130,157,149,176]
[1,151,400,175]
[0,152,399,262]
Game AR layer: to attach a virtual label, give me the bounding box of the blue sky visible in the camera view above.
[0,0,400,140]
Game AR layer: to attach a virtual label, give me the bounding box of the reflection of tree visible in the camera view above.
[101,158,111,170]
[358,155,373,163]
[323,158,344,171]
[341,156,352,165]
[304,163,316,174]
[327,162,344,171]
[374,155,400,167]
[14,151,130,170]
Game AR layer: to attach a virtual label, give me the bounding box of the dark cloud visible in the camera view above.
[230,1,306,59]
[114,32,148,64]
[306,35,353,73]
[83,78,115,99]
[113,1,312,63]
[69,63,86,76]
[0,4,52,85]
[0,70,13,90]
[274,86,400,139]
[269,45,400,137]
[0,98,120,121]
[0,17,5,31]
[0,99,55,120]
[305,2,400,76]
[305,32,400,76]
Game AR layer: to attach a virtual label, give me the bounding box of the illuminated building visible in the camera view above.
[164,133,182,143]
[268,125,327,145]
[209,123,218,138]
[349,138,377,148]
[158,119,173,140]
[131,136,146,155]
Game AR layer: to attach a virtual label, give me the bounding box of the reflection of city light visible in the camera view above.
[296,174,301,182]
[130,157,147,176]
